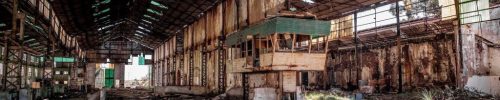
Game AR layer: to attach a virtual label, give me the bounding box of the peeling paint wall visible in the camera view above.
[489,48,500,75]
[461,14,500,76]
[327,38,457,91]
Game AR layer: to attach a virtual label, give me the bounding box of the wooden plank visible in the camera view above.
[271,53,326,71]
[259,53,273,67]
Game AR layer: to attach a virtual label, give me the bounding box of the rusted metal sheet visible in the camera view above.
[328,38,457,91]
[282,71,297,92]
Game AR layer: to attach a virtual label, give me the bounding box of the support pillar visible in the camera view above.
[396,1,403,93]
[218,36,226,93]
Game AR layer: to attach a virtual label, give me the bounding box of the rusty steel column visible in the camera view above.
[242,73,249,100]
[453,0,463,88]
[151,54,155,86]
[3,0,24,92]
[217,35,226,94]
[353,10,359,87]
[167,57,170,86]
[396,1,403,93]
[201,43,207,87]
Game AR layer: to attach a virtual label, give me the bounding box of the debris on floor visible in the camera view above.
[303,87,500,100]
[106,88,154,100]
[106,88,214,100]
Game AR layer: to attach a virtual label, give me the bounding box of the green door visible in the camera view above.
[104,69,114,88]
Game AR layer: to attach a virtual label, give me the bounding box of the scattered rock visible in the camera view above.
[360,86,375,94]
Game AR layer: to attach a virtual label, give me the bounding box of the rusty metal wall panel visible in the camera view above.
[328,38,457,91]
[282,71,297,92]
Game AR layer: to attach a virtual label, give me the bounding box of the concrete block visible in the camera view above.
[253,88,277,100]
[360,86,374,94]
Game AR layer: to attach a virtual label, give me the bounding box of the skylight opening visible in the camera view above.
[139,23,151,28]
[98,24,113,31]
[25,38,36,42]
[143,15,159,21]
[26,15,35,21]
[93,8,110,16]
[101,20,111,25]
[147,9,163,16]
[26,22,44,31]
[141,19,152,24]
[150,1,168,9]
[94,15,110,22]
[29,42,40,47]
[97,21,124,31]
[92,0,111,8]
[136,30,145,34]
[134,33,143,37]
[138,26,151,32]
[303,0,315,4]
[101,0,111,4]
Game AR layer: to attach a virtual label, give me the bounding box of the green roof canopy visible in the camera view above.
[225,17,331,46]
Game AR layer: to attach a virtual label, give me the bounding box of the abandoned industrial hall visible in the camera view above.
[0,0,499,99]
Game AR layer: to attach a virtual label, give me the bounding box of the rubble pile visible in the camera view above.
[363,87,499,100]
